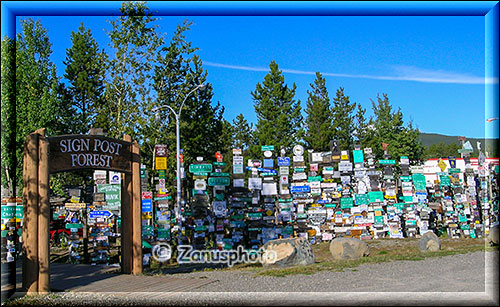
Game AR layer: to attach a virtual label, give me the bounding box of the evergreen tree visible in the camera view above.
[1,37,16,195]
[331,87,357,152]
[63,22,107,134]
[367,93,424,162]
[354,103,372,148]
[14,18,64,192]
[232,113,254,153]
[251,60,303,157]
[304,72,333,151]
[152,21,225,192]
[102,1,163,140]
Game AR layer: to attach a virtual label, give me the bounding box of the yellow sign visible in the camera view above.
[1,224,5,230]
[341,154,349,160]
[438,159,447,172]
[70,196,80,203]
[155,157,167,170]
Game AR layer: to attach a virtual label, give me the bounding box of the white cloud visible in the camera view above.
[203,61,497,85]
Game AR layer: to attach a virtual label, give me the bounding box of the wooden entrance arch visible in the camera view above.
[22,128,142,294]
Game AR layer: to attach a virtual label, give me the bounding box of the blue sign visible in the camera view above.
[89,210,113,219]
[263,158,274,168]
[245,167,277,174]
[290,186,311,193]
[142,199,153,212]
[277,157,290,166]
[317,199,331,204]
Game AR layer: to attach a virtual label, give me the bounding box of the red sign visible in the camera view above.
[155,144,167,157]
[179,153,184,163]
[215,152,223,162]
[142,191,153,199]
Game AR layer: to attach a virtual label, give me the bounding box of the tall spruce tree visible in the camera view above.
[304,72,333,151]
[63,22,107,134]
[152,21,225,192]
[331,87,357,152]
[367,93,424,161]
[354,103,371,148]
[251,61,303,157]
[232,113,254,153]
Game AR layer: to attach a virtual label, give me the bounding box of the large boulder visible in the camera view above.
[418,231,441,252]
[261,237,315,267]
[487,225,499,246]
[329,237,370,260]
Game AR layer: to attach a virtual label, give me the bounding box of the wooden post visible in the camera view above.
[37,134,50,293]
[121,135,133,274]
[131,140,142,275]
[22,132,39,294]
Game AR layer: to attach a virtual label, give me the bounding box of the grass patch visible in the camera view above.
[253,237,488,277]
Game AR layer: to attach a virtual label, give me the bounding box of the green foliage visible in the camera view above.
[304,72,333,152]
[232,113,254,153]
[15,18,65,193]
[63,22,107,134]
[354,103,371,148]
[365,93,424,162]
[251,60,303,158]
[1,36,16,195]
[152,20,226,193]
[331,87,357,152]
[102,1,163,140]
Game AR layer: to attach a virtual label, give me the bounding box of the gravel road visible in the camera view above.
[5,251,498,306]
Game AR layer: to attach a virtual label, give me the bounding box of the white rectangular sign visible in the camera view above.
[248,178,263,190]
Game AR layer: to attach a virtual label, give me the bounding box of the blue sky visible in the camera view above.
[9,2,499,139]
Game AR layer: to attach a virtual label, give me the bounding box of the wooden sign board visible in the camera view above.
[48,135,132,173]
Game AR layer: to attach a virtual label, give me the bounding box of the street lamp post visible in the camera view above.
[153,83,206,245]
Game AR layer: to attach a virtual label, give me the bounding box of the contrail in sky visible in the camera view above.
[203,61,497,85]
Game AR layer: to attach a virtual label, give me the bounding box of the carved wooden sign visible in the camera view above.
[47,135,132,173]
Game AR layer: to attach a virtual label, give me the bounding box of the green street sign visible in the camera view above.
[194,225,207,232]
[368,191,384,203]
[189,164,213,173]
[379,159,396,165]
[458,148,473,153]
[340,197,353,208]
[213,162,227,167]
[16,206,23,219]
[208,177,230,186]
[261,145,274,151]
[440,175,450,186]
[400,176,412,182]
[294,168,306,172]
[355,194,369,205]
[307,176,322,182]
[448,168,461,174]
[210,172,229,177]
[158,170,166,178]
[1,206,15,219]
[193,172,209,177]
[297,213,308,219]
[412,174,426,183]
[65,223,83,229]
[325,204,336,208]
[353,150,364,164]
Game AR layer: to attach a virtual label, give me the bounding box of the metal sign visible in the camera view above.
[141,199,153,212]
[208,177,230,186]
[353,150,364,164]
[290,185,310,193]
[261,145,274,151]
[65,203,86,210]
[89,210,112,219]
[277,157,290,166]
[155,144,167,157]
[189,164,213,173]
[379,159,396,165]
[155,157,167,170]
[293,145,304,156]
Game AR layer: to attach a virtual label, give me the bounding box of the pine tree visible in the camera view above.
[251,60,303,157]
[354,103,371,148]
[232,113,253,153]
[63,22,107,134]
[331,87,357,152]
[304,72,333,151]
[367,93,424,161]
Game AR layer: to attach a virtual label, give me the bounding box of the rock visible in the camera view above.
[487,225,499,246]
[418,231,441,252]
[261,237,315,267]
[329,237,370,260]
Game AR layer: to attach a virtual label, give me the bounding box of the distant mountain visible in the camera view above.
[419,132,499,157]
